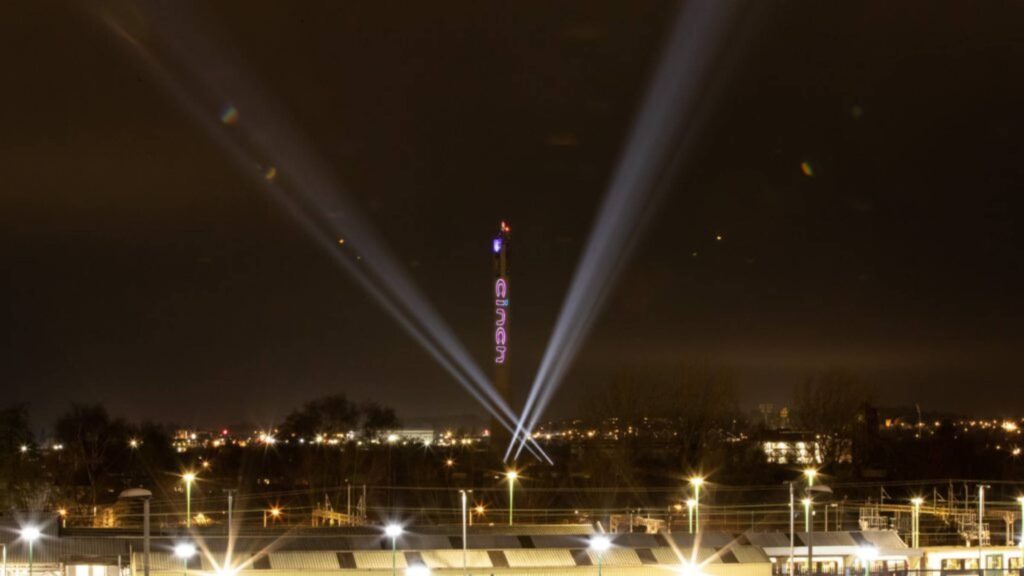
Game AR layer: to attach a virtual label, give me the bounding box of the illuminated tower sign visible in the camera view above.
[491,221,512,446]
[492,221,511,365]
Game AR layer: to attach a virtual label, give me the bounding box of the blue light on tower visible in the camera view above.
[493,238,503,254]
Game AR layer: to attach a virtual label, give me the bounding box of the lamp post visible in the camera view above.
[119,488,153,576]
[804,484,833,576]
[182,473,196,528]
[459,490,472,575]
[1017,497,1024,548]
[788,482,795,576]
[21,527,40,576]
[173,543,196,576]
[686,499,697,535]
[505,471,518,526]
[590,535,611,576]
[803,469,817,532]
[978,484,989,574]
[689,477,704,533]
[910,498,924,548]
[385,524,403,576]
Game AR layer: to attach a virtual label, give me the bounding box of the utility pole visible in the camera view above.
[789,482,795,576]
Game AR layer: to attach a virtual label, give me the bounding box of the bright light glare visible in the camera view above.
[405,567,431,576]
[678,563,706,576]
[385,524,403,538]
[686,498,697,509]
[506,470,518,480]
[801,498,812,506]
[590,535,611,552]
[911,497,924,506]
[689,476,704,487]
[20,526,41,542]
[804,468,817,479]
[183,472,196,483]
[174,543,197,559]
[857,546,878,562]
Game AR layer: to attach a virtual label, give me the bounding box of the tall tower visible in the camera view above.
[491,221,512,448]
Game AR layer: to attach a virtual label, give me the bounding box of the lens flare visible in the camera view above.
[220,104,239,125]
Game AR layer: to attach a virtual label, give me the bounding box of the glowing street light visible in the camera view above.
[21,526,41,576]
[506,471,519,526]
[857,546,878,576]
[263,507,282,528]
[385,524,403,576]
[173,543,196,576]
[689,477,704,533]
[182,472,197,527]
[803,469,817,532]
[910,498,924,548]
[686,499,697,534]
[590,535,611,576]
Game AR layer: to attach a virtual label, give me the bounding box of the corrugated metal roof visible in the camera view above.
[419,549,491,569]
[504,548,576,568]
[591,547,643,567]
[530,534,590,549]
[351,550,407,570]
[268,551,338,570]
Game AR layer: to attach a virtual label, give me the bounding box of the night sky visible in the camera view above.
[3,1,1023,428]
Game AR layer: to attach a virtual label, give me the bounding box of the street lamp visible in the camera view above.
[385,524,403,576]
[21,526,41,576]
[857,546,878,576]
[590,535,611,576]
[119,488,153,576]
[1017,497,1024,548]
[910,498,924,548]
[978,484,989,572]
[263,507,281,528]
[506,471,518,526]
[173,543,196,576]
[459,489,472,575]
[803,469,817,532]
[689,477,704,533]
[804,484,833,576]
[686,499,697,534]
[182,472,197,527]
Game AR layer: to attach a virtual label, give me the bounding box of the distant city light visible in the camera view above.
[492,238,502,253]
[385,524,403,538]
[20,526,41,542]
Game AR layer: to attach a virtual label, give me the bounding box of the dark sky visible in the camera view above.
[3,1,1023,429]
